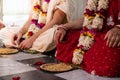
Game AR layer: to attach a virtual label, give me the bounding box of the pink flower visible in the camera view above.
[45,0,50,2]
[37,23,45,28]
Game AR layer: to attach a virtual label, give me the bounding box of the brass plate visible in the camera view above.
[40,62,73,73]
[0,48,18,55]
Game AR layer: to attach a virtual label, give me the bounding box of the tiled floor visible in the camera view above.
[0,52,120,80]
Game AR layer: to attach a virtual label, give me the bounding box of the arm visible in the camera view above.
[18,9,66,49]
[31,9,66,40]
[19,15,32,35]
[55,17,84,44]
[61,17,84,30]
[18,0,33,35]
[11,0,33,45]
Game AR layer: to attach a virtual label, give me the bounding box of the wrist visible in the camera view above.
[57,25,68,31]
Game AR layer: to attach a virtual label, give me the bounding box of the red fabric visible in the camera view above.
[56,29,81,63]
[12,77,20,80]
[83,32,120,77]
[56,0,120,77]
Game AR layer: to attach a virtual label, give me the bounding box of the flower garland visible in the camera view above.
[23,0,50,39]
[72,0,109,65]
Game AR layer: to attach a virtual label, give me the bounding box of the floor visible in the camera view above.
[0,51,120,80]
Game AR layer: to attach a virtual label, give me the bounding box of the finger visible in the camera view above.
[106,33,111,46]
[18,42,24,49]
[59,33,64,42]
[109,36,116,47]
[112,36,119,47]
[104,32,109,40]
[55,32,60,44]
[16,35,21,44]
[104,31,111,46]
[117,41,120,47]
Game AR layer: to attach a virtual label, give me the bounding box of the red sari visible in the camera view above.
[56,0,120,77]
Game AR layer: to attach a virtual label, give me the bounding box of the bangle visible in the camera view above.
[116,25,120,29]
[57,26,68,31]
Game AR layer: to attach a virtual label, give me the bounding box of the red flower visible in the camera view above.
[27,31,33,36]
[37,23,45,28]
[40,23,45,27]
[84,9,95,16]
[33,61,45,66]
[12,76,20,80]
[34,5,40,9]
[31,19,38,25]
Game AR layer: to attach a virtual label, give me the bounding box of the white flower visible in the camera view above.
[92,15,103,30]
[77,36,85,47]
[28,24,39,33]
[78,36,94,50]
[33,0,40,5]
[38,12,46,23]
[72,49,83,65]
[83,36,94,50]
[32,11,39,20]
[83,16,93,29]
[86,0,97,11]
[98,0,109,10]
[107,16,114,26]
[42,2,49,12]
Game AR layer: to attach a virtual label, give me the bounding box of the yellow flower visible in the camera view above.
[95,13,105,19]
[81,51,85,55]
[87,31,91,36]
[74,49,80,52]
[33,8,40,12]
[84,14,94,19]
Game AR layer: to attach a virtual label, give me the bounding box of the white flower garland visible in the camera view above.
[72,0,109,65]
[23,0,50,39]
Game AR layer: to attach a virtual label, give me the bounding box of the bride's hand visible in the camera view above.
[104,26,120,47]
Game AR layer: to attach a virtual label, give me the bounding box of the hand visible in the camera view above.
[11,32,23,46]
[18,37,33,49]
[104,27,120,47]
[54,25,67,44]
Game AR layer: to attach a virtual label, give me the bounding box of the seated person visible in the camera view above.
[0,20,5,29]
[55,0,120,77]
[0,0,82,52]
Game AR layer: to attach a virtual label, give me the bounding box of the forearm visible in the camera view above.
[29,22,56,42]
[63,17,84,30]
[30,9,66,41]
